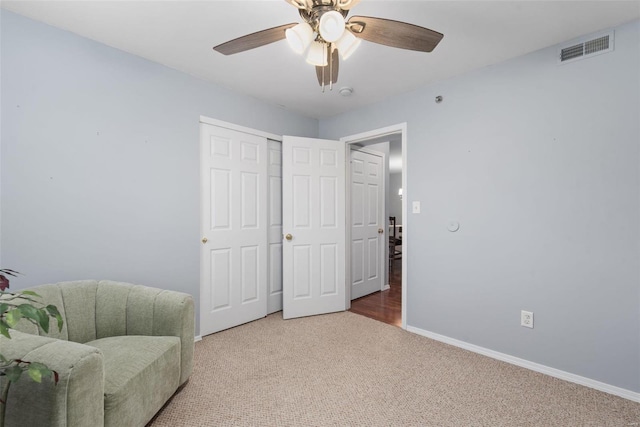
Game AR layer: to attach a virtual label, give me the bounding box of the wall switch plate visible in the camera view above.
[521,310,534,328]
[412,201,421,214]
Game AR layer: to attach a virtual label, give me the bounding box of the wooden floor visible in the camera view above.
[349,259,402,327]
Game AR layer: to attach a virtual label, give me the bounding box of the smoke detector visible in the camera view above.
[339,87,353,97]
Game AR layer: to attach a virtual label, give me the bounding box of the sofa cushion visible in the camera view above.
[86,335,181,427]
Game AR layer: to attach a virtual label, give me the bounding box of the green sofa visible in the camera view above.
[0,280,194,426]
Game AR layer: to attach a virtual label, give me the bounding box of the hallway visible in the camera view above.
[349,259,402,327]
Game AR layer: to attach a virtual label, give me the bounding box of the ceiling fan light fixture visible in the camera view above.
[286,22,314,54]
[306,41,328,66]
[319,10,346,43]
[335,30,361,60]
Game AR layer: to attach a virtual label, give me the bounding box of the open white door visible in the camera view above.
[282,136,346,319]
[350,149,385,299]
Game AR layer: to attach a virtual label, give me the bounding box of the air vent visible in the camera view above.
[561,44,584,61]
[558,30,614,64]
[584,35,610,55]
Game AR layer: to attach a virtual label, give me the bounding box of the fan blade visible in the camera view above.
[337,0,362,10]
[347,16,443,52]
[316,48,339,86]
[214,23,297,55]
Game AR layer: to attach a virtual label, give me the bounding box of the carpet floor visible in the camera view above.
[149,312,639,426]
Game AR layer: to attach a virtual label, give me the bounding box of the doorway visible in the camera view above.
[341,124,407,329]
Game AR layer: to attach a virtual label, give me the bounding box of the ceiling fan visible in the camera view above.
[213,0,444,91]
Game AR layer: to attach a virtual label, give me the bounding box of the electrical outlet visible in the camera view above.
[521,310,534,328]
[412,201,421,214]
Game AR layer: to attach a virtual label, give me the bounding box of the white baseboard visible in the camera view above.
[194,335,202,342]
[406,325,640,403]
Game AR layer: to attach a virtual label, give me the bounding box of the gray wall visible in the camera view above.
[320,20,640,393]
[0,11,318,334]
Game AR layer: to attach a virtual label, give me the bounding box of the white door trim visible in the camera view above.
[341,123,407,330]
[200,116,282,142]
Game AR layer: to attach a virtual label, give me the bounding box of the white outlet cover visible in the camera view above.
[521,310,534,328]
[412,201,421,214]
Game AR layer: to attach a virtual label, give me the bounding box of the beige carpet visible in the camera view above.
[149,312,639,426]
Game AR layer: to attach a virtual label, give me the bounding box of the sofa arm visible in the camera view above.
[152,290,195,385]
[1,330,104,427]
[124,285,195,385]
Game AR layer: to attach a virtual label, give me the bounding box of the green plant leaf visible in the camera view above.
[46,305,64,332]
[17,304,49,332]
[0,320,11,339]
[0,353,8,363]
[5,365,24,382]
[14,296,41,304]
[28,366,42,382]
[5,308,22,327]
[17,304,39,320]
[27,362,52,383]
[37,309,50,333]
[0,303,9,314]
[20,291,40,298]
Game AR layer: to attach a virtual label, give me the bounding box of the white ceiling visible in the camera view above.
[3,1,639,119]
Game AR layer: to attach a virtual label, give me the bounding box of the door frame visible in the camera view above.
[200,116,282,142]
[341,123,408,330]
[349,146,388,298]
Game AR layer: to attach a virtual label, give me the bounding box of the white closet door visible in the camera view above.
[267,140,283,314]
[282,136,346,319]
[200,124,267,336]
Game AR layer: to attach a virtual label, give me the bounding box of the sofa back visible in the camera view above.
[11,279,194,386]
[13,280,186,344]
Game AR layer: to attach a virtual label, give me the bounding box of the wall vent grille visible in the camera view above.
[584,35,610,55]
[561,44,584,61]
[558,31,614,64]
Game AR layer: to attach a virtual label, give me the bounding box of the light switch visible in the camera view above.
[412,201,421,214]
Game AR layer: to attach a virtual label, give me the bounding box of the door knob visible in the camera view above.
[378,228,384,234]
[285,234,293,241]
[202,237,208,244]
